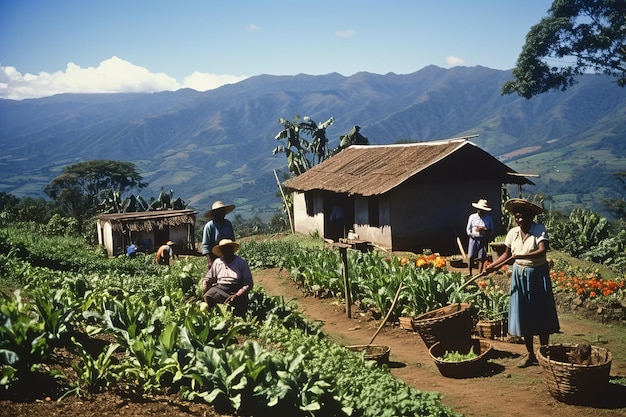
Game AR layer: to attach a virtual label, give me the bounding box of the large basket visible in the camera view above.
[413,303,473,348]
[537,344,612,405]
[429,338,492,378]
[347,344,391,366]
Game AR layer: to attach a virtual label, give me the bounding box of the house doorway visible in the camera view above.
[324,194,353,242]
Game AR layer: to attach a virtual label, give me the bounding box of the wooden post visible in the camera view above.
[273,169,294,234]
[334,242,352,318]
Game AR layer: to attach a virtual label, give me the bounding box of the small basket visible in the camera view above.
[475,319,508,339]
[413,303,473,348]
[347,344,391,366]
[429,338,492,378]
[537,344,612,405]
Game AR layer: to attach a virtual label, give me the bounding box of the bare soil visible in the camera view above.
[2,267,625,417]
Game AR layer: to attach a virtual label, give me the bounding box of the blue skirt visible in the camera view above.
[508,263,560,337]
[468,236,489,259]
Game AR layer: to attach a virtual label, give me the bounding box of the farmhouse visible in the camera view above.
[283,138,533,255]
[95,209,198,257]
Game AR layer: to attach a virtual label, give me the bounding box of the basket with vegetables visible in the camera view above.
[429,338,492,378]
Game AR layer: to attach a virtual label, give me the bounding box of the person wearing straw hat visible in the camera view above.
[155,240,177,265]
[201,200,235,269]
[466,198,495,276]
[485,198,560,368]
[201,239,253,316]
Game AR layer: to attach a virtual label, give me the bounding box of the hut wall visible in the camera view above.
[292,191,324,236]
[353,196,392,250]
[388,181,503,255]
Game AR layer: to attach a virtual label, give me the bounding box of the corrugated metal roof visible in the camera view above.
[283,139,533,196]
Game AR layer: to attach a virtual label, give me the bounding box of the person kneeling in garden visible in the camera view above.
[201,239,253,317]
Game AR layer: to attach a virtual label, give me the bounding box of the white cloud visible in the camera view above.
[0,57,248,100]
[182,72,248,91]
[444,55,466,67]
[248,24,261,31]
[335,29,355,38]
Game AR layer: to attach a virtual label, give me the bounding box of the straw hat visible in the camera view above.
[166,240,175,245]
[212,238,240,257]
[471,199,491,211]
[204,200,235,219]
[504,198,544,215]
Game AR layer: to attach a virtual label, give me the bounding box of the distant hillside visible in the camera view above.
[1,65,624,220]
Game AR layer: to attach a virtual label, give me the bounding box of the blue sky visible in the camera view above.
[0,0,554,100]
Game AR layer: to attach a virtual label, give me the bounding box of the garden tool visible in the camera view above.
[454,255,515,292]
[369,282,403,345]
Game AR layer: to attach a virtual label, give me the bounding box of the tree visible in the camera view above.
[502,0,626,99]
[273,116,369,176]
[273,115,335,176]
[601,171,626,224]
[44,160,147,219]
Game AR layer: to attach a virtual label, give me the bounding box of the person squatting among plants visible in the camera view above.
[155,240,177,265]
[466,198,495,275]
[202,200,235,270]
[485,198,560,368]
[201,239,253,317]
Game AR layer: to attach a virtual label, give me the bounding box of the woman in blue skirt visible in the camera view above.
[486,198,560,368]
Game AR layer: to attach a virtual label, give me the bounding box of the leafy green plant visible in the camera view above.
[439,347,477,362]
[0,290,49,379]
[64,336,121,397]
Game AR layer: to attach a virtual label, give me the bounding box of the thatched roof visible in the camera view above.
[95,209,197,232]
[283,139,534,196]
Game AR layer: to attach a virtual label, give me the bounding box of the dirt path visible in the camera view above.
[254,268,626,417]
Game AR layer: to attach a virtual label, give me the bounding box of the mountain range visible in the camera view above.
[1,65,625,220]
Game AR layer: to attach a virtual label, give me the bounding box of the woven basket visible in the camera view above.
[347,344,391,366]
[476,319,508,340]
[429,338,492,378]
[413,303,473,348]
[537,344,612,405]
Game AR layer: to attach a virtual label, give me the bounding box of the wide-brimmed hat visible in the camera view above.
[504,198,544,215]
[166,240,175,245]
[204,200,235,219]
[212,238,240,257]
[471,199,491,211]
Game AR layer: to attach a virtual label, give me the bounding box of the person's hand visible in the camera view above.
[225,294,237,304]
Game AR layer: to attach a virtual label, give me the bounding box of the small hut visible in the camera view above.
[283,138,533,255]
[95,209,197,257]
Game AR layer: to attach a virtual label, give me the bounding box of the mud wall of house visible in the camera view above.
[292,191,325,236]
[97,220,116,257]
[389,181,503,255]
[353,196,392,250]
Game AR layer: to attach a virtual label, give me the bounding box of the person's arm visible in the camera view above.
[201,269,217,293]
[233,259,253,297]
[466,215,473,237]
[485,245,512,273]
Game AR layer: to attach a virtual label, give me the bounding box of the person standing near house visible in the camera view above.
[202,201,235,270]
[156,240,177,265]
[466,198,494,275]
[201,239,253,317]
[485,198,559,368]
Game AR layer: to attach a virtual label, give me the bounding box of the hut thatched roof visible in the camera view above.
[94,209,197,232]
[283,139,534,196]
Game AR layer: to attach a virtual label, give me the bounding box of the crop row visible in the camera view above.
[0,222,459,417]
